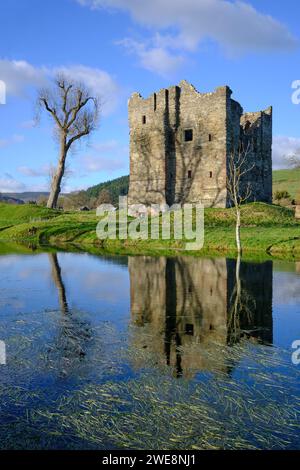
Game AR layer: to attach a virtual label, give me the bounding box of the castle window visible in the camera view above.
[154,93,157,111]
[209,171,213,178]
[184,129,193,142]
[188,170,192,179]
[142,115,146,124]
[185,324,194,336]
[209,134,212,142]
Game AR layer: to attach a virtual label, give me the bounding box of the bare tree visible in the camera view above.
[64,190,90,210]
[227,143,254,255]
[37,75,99,209]
[96,188,112,205]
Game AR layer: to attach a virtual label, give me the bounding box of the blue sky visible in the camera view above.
[0,0,300,193]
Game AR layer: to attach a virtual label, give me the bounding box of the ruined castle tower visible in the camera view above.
[128,80,272,208]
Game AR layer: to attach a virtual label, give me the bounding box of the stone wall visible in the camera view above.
[240,107,273,203]
[128,89,169,207]
[128,81,272,208]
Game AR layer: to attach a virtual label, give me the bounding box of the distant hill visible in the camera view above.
[2,192,49,203]
[86,175,129,206]
[273,169,300,199]
[0,194,24,205]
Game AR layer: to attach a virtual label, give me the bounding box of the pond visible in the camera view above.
[0,249,300,450]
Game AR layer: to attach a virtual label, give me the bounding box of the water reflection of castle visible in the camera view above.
[129,257,273,377]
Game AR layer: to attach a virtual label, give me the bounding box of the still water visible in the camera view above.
[0,249,299,449]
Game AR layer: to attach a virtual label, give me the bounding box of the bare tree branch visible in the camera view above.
[37,74,100,209]
[40,97,63,130]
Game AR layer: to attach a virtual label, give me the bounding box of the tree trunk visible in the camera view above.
[47,136,67,209]
[232,253,241,342]
[48,253,69,314]
[236,207,242,255]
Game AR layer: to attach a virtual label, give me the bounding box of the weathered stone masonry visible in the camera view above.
[128,80,272,208]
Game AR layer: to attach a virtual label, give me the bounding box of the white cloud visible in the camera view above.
[0,173,26,192]
[117,38,185,77]
[53,65,120,116]
[0,60,120,115]
[273,272,300,305]
[272,135,300,169]
[77,0,297,54]
[0,174,49,193]
[0,134,24,149]
[0,60,47,98]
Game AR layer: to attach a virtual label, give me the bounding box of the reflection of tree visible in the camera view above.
[47,253,92,377]
[48,253,69,314]
[227,255,255,345]
[227,258,273,346]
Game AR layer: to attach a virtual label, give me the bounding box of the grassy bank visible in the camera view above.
[273,168,300,200]
[0,202,299,260]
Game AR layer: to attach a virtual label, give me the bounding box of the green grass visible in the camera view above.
[0,202,299,259]
[273,168,300,200]
[0,203,60,229]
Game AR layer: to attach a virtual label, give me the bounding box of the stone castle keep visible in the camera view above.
[128,80,272,208]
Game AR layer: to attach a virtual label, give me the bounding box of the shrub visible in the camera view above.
[274,190,291,201]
